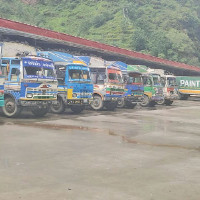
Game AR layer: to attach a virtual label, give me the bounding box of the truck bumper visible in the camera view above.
[104,96,121,102]
[125,96,144,103]
[67,98,92,105]
[152,96,164,102]
[20,100,56,107]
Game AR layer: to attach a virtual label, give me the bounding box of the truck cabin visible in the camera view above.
[161,76,177,88]
[55,62,91,85]
[1,57,56,82]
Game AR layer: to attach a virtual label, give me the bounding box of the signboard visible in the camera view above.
[22,58,54,69]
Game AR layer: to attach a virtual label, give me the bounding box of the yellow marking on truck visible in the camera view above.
[144,91,152,98]
[67,89,73,99]
[179,89,200,94]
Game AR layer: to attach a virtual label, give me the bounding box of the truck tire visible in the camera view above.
[70,106,85,114]
[50,97,65,114]
[157,99,165,105]
[117,98,125,108]
[91,95,103,110]
[140,95,150,107]
[105,102,117,111]
[31,106,49,117]
[178,93,189,100]
[165,99,173,106]
[2,97,22,118]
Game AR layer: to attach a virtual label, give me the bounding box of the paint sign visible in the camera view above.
[176,76,200,95]
[176,76,200,89]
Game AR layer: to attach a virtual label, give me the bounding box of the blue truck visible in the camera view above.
[37,51,93,114]
[111,61,144,108]
[0,56,58,117]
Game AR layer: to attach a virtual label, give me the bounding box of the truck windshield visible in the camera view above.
[128,76,142,84]
[153,76,161,86]
[108,69,122,83]
[24,66,56,79]
[23,58,56,80]
[69,69,90,81]
[167,77,177,86]
[142,76,152,86]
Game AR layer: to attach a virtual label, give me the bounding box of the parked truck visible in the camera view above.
[37,51,93,113]
[147,69,179,105]
[78,57,124,110]
[113,62,144,108]
[0,56,58,117]
[176,76,200,100]
[127,65,164,107]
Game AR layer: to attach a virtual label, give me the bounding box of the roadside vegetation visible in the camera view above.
[1,0,200,66]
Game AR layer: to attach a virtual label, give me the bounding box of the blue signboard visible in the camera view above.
[22,58,54,69]
[68,65,89,71]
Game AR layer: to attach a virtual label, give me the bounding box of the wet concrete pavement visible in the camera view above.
[0,99,200,200]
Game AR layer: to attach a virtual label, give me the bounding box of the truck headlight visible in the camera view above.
[26,93,33,98]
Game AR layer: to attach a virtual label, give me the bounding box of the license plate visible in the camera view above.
[71,100,81,104]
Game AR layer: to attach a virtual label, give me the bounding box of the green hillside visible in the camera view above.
[1,0,200,66]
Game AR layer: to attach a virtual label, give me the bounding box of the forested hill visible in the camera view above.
[1,0,200,66]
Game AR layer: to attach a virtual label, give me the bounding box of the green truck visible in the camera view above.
[176,76,200,100]
[127,65,164,106]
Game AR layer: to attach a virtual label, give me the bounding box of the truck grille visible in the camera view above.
[26,88,56,99]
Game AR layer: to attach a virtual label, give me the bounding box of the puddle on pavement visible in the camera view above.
[11,121,200,152]
[15,122,103,132]
[121,135,200,151]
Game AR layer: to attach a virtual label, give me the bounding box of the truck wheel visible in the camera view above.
[140,95,150,107]
[91,95,103,110]
[31,106,49,117]
[179,93,189,100]
[165,100,173,106]
[125,102,137,109]
[70,106,85,114]
[117,98,125,108]
[2,97,22,118]
[105,102,117,111]
[50,97,65,114]
[157,99,165,105]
